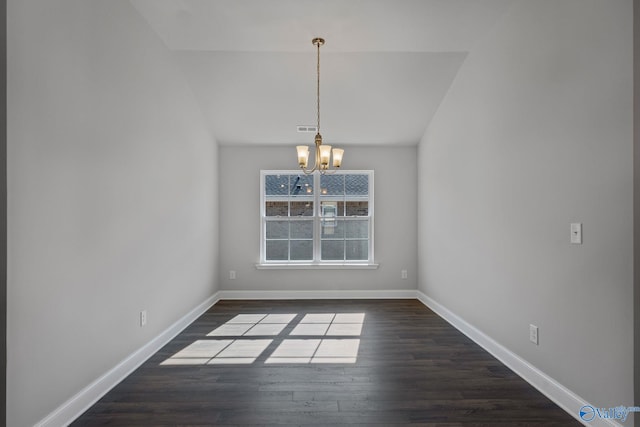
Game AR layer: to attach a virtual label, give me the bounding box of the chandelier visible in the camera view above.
[296,37,344,174]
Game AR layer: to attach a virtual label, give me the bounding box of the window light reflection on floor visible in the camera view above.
[265,339,360,364]
[161,312,365,366]
[160,339,272,365]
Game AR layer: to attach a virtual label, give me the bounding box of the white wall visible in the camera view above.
[7,1,219,426]
[418,0,633,412]
[635,0,640,416]
[219,145,417,292]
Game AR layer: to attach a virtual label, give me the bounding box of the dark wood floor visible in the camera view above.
[72,299,580,426]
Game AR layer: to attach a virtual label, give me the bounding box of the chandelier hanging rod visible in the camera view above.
[296,37,344,174]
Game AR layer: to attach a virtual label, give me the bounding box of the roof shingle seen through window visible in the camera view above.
[265,173,368,196]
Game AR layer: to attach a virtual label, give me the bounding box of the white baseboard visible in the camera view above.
[416,291,622,427]
[218,289,417,300]
[38,289,616,427]
[35,292,222,427]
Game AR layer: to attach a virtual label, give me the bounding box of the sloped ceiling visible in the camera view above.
[130,0,513,145]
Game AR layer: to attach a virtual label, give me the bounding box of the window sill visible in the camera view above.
[255,263,379,270]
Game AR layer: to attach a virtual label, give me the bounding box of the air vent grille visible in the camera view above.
[297,125,318,133]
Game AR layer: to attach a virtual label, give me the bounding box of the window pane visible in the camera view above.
[261,171,372,264]
[290,240,313,260]
[345,175,368,196]
[346,240,368,260]
[321,240,344,260]
[266,240,288,260]
[290,175,313,196]
[265,201,288,217]
[322,219,344,238]
[290,201,313,216]
[345,220,368,238]
[265,175,289,196]
[345,201,368,216]
[290,221,313,239]
[321,201,338,219]
[320,175,344,196]
[266,221,288,239]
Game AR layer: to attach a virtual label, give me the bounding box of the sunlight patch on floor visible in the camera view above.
[161,313,365,366]
[265,338,360,364]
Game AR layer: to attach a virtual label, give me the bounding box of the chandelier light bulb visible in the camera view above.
[332,148,344,168]
[296,145,310,168]
[319,144,332,167]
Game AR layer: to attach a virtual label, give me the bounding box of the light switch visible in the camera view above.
[570,223,582,244]
[529,324,538,345]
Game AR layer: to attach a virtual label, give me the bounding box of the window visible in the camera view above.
[260,170,374,266]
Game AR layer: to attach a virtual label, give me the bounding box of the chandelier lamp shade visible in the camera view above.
[296,37,344,174]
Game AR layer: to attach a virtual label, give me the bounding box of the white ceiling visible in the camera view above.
[130,0,513,146]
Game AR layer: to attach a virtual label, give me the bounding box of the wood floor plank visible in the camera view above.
[71,300,581,426]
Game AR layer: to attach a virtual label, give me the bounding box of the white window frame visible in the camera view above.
[258,170,376,269]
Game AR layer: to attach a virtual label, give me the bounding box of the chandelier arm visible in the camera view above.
[299,143,319,174]
[300,166,315,175]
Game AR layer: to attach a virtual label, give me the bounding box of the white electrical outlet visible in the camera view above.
[401,269,408,279]
[570,223,582,244]
[529,324,538,345]
[230,270,236,280]
[140,310,147,327]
